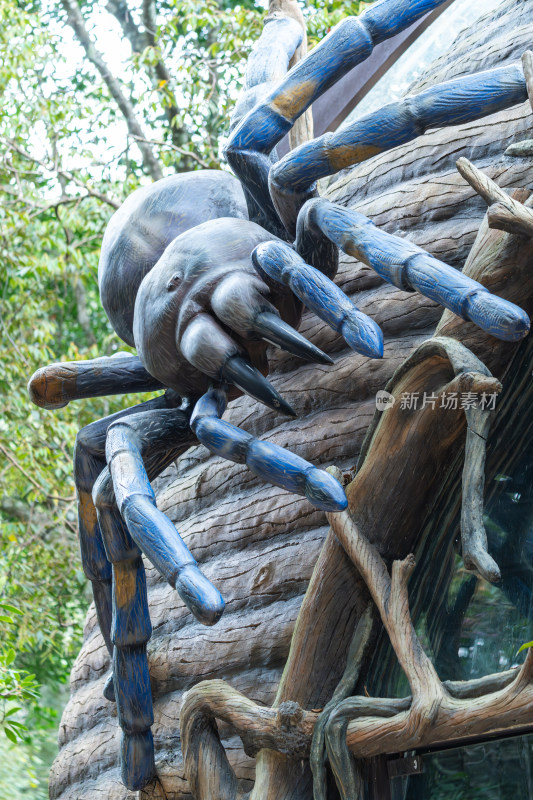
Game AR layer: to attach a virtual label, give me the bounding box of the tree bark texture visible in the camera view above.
[49,1,533,797]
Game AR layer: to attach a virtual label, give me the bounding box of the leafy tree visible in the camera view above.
[0,0,371,795]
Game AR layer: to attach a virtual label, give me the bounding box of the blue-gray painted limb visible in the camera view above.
[231,16,302,130]
[252,241,384,358]
[224,0,450,228]
[295,197,339,279]
[104,408,225,626]
[27,353,163,410]
[301,198,530,342]
[190,389,347,512]
[92,473,155,791]
[88,399,217,790]
[73,396,169,677]
[269,63,528,234]
[229,14,302,236]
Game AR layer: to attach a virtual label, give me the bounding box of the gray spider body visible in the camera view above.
[98,170,248,347]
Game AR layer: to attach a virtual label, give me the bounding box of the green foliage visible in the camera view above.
[0,0,371,796]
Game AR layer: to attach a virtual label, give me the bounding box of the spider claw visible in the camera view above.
[253,311,333,364]
[221,354,297,417]
[252,241,384,358]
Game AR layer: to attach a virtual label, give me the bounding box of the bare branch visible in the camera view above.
[460,381,502,581]
[60,0,163,181]
[181,679,318,800]
[106,0,145,53]
[142,0,185,149]
[325,505,442,705]
[505,138,533,157]
[130,134,210,168]
[487,201,533,238]
[456,157,533,238]
[2,137,120,209]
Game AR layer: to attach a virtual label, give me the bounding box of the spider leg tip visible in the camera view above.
[305,469,348,512]
[175,564,225,626]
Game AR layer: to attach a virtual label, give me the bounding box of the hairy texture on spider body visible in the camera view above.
[98,170,248,346]
[132,217,299,397]
[270,63,528,233]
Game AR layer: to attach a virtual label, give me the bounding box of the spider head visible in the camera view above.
[132,216,330,415]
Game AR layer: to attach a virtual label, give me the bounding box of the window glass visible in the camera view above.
[341,0,504,128]
[391,734,533,800]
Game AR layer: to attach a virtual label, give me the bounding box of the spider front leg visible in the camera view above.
[28,352,163,409]
[74,395,170,698]
[288,198,530,342]
[92,477,155,790]
[191,388,347,512]
[225,0,451,231]
[28,355,167,692]
[101,407,224,624]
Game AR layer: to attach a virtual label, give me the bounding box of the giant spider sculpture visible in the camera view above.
[28,0,533,791]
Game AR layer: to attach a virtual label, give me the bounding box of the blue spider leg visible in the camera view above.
[191,388,347,512]
[251,241,384,358]
[229,12,303,236]
[297,198,531,342]
[104,408,225,625]
[269,63,528,233]
[93,473,155,791]
[93,406,224,791]
[225,0,450,229]
[28,353,163,410]
[73,397,169,703]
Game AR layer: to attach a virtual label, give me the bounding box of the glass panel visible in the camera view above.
[341,0,504,128]
[391,734,533,800]
[426,425,533,683]
[364,337,533,698]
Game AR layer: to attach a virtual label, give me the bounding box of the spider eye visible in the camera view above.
[166,273,181,291]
